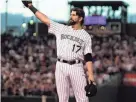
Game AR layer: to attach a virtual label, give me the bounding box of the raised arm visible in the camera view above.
[22,0,50,26]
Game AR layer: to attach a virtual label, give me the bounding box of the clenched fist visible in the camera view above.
[22,0,32,7]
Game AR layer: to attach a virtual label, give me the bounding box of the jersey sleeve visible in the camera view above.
[48,20,64,36]
[84,35,92,55]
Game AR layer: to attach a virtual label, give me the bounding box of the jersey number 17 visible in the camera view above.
[72,44,81,53]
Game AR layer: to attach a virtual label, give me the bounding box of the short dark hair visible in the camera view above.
[71,7,85,25]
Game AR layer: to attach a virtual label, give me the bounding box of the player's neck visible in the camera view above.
[72,24,82,30]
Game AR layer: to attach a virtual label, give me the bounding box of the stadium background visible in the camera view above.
[1,0,136,102]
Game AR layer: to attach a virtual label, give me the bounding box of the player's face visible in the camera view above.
[68,11,81,25]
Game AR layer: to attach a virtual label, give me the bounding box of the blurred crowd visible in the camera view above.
[1,33,57,96]
[92,34,136,84]
[1,31,136,96]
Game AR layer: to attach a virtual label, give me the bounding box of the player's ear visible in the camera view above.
[79,17,83,22]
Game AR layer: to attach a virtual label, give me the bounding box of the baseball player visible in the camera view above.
[22,0,96,102]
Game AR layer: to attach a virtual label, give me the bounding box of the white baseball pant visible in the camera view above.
[55,61,89,102]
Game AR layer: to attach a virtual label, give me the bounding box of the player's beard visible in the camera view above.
[68,19,76,25]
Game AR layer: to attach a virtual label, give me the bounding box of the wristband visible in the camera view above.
[29,5,38,14]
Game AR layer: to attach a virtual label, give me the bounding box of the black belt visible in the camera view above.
[57,58,81,65]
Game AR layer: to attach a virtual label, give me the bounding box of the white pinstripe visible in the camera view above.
[49,20,91,102]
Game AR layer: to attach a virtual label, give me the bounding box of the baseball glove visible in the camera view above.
[22,0,32,7]
[85,80,97,97]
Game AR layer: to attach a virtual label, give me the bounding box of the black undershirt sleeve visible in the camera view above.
[84,53,93,62]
